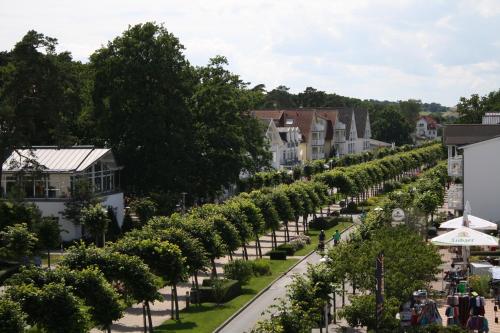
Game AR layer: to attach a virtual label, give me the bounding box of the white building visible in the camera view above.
[416,116,438,140]
[1,146,124,241]
[482,113,500,124]
[461,137,500,223]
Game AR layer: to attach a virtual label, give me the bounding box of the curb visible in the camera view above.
[213,223,356,333]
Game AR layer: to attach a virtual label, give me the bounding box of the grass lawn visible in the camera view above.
[41,253,64,267]
[156,258,298,333]
[294,221,352,256]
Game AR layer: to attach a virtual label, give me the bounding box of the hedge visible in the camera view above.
[269,250,287,260]
[191,278,242,303]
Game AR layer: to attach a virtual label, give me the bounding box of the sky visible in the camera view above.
[1,0,500,106]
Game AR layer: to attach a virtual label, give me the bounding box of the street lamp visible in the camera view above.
[318,256,332,333]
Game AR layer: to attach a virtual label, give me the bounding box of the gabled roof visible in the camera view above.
[316,110,338,140]
[282,110,316,141]
[460,135,500,151]
[353,109,368,138]
[251,110,284,122]
[2,147,114,173]
[444,124,500,145]
[419,115,438,129]
[337,108,354,139]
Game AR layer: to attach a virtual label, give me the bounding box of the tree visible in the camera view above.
[297,87,327,107]
[220,199,253,260]
[62,178,100,228]
[399,99,422,125]
[232,195,266,258]
[371,106,412,145]
[6,282,91,333]
[0,30,82,187]
[457,89,500,124]
[249,191,281,249]
[105,206,121,241]
[34,217,61,268]
[0,223,38,262]
[0,297,25,333]
[6,266,124,333]
[80,203,110,246]
[338,294,400,330]
[414,191,441,240]
[130,197,158,225]
[189,56,271,201]
[261,85,297,109]
[90,22,194,197]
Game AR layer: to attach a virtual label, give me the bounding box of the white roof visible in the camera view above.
[430,226,499,246]
[2,147,112,173]
[440,215,498,230]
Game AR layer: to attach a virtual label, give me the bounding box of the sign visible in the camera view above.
[391,208,405,222]
[375,251,385,329]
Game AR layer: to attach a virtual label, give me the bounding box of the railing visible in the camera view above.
[448,156,463,177]
[312,139,325,146]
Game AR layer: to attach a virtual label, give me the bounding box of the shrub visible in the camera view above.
[251,259,272,276]
[269,250,287,260]
[276,244,295,256]
[194,278,242,303]
[289,238,306,252]
[309,217,339,230]
[469,275,490,297]
[223,259,254,285]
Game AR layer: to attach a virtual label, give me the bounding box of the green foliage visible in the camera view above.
[6,282,91,333]
[457,89,500,124]
[62,178,100,226]
[371,106,413,145]
[269,250,287,260]
[195,278,242,304]
[0,223,38,261]
[105,207,121,241]
[223,260,254,285]
[0,30,83,174]
[338,294,400,331]
[61,243,161,304]
[251,300,316,333]
[251,259,272,276]
[80,203,110,246]
[0,297,25,333]
[469,275,490,297]
[130,197,157,225]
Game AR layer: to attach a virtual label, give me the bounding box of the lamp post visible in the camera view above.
[319,255,332,333]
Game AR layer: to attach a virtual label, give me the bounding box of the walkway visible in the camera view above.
[218,217,361,333]
[93,205,343,333]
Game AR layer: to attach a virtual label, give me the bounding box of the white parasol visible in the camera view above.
[430,226,499,246]
[440,215,498,230]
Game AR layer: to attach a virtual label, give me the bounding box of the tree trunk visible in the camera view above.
[47,248,51,268]
[295,217,300,235]
[243,244,248,260]
[173,283,180,320]
[102,231,106,247]
[107,326,111,333]
[229,252,233,261]
[194,272,201,305]
[284,222,289,242]
[142,303,147,333]
[145,301,153,332]
[211,257,218,278]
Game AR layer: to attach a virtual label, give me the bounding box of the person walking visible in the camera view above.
[318,230,326,251]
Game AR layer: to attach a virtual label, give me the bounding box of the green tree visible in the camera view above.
[456,89,500,124]
[90,22,194,196]
[62,178,100,228]
[34,217,61,268]
[297,87,327,107]
[399,99,422,125]
[0,223,38,262]
[249,190,281,249]
[261,85,297,109]
[130,197,158,225]
[0,30,82,186]
[0,297,25,333]
[415,191,441,240]
[371,106,412,145]
[114,237,186,320]
[189,56,270,200]
[80,203,110,246]
[6,282,91,333]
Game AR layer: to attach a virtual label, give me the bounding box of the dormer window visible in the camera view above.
[285,118,293,125]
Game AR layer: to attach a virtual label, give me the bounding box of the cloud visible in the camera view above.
[1,0,500,105]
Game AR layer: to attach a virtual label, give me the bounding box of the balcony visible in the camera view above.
[312,152,325,160]
[448,156,463,177]
[448,184,463,210]
[311,139,325,146]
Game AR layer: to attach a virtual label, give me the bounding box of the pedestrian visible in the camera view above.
[318,230,326,251]
[333,229,341,246]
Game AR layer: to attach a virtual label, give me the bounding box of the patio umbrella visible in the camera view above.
[440,215,498,230]
[430,226,499,246]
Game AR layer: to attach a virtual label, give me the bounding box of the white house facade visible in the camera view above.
[1,147,124,241]
[416,116,438,140]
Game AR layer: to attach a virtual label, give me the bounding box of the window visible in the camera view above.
[286,118,293,125]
